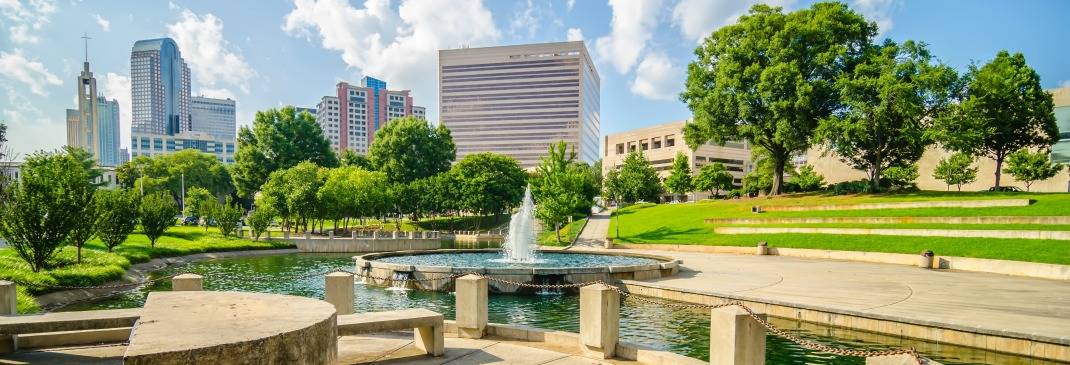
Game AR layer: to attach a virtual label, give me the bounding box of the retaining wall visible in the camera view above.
[712,226,1070,240]
[758,198,1030,212]
[273,237,443,253]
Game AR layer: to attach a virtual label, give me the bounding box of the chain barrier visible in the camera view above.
[18,269,926,364]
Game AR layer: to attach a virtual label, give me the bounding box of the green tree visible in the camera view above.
[663,153,693,202]
[116,150,234,201]
[247,206,276,241]
[740,149,785,196]
[693,163,734,197]
[882,164,919,190]
[933,51,1059,188]
[531,142,598,242]
[64,146,105,187]
[183,186,214,222]
[681,2,876,195]
[65,198,96,264]
[0,151,96,272]
[788,165,826,192]
[817,40,957,191]
[232,106,337,198]
[933,152,978,191]
[1003,149,1064,192]
[94,189,139,252]
[601,169,622,203]
[453,153,527,225]
[368,116,455,183]
[616,151,663,203]
[139,191,179,247]
[259,162,325,232]
[214,196,244,237]
[339,149,372,170]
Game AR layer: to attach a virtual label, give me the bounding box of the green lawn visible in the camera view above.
[0,225,293,313]
[538,216,589,247]
[608,192,1070,265]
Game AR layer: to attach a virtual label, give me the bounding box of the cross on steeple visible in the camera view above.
[81,32,91,63]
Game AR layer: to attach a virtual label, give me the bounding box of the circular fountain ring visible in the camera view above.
[355,249,681,293]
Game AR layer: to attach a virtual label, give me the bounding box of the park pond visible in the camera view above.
[63,253,1064,365]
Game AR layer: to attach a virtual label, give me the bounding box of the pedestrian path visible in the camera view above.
[570,208,611,248]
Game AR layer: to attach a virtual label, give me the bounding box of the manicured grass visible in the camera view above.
[716,223,1070,231]
[0,225,293,313]
[608,192,1070,265]
[538,216,588,247]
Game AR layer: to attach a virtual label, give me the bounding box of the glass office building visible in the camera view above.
[131,38,191,135]
[1052,87,1070,164]
[438,41,600,168]
[191,96,237,141]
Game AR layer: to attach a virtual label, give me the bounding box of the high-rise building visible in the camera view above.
[66,59,99,156]
[438,41,600,168]
[130,131,236,164]
[131,38,191,135]
[96,96,121,166]
[315,77,424,154]
[191,96,236,141]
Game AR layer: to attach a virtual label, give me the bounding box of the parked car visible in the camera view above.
[182,216,199,226]
[988,186,1022,192]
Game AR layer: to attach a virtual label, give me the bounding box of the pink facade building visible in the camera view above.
[316,76,426,154]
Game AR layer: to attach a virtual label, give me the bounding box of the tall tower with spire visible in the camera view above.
[66,33,100,159]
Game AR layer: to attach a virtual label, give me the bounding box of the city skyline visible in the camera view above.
[2,0,1070,158]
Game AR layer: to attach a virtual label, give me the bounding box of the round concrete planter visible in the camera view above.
[355,249,679,293]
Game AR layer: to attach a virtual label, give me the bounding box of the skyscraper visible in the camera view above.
[315,77,425,154]
[96,96,120,166]
[130,38,191,135]
[66,59,99,156]
[191,96,236,141]
[438,41,600,168]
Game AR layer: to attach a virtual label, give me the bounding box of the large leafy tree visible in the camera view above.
[318,166,389,230]
[259,162,326,232]
[680,2,876,195]
[663,153,693,201]
[1003,149,1064,192]
[183,186,215,221]
[232,106,337,197]
[452,153,527,225]
[247,206,276,241]
[933,152,978,191]
[693,163,734,197]
[531,143,591,242]
[615,151,663,203]
[339,149,372,170]
[94,189,139,252]
[368,116,455,183]
[0,150,96,272]
[933,51,1059,188]
[116,150,234,201]
[214,196,244,237]
[140,191,179,247]
[817,40,958,191]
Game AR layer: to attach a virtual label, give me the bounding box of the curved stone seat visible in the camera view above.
[123,291,336,365]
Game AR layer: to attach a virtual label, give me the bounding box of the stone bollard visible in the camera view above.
[172,274,204,291]
[324,272,354,315]
[919,250,934,269]
[409,231,415,239]
[455,274,488,338]
[0,281,16,353]
[392,231,398,239]
[756,241,768,256]
[372,230,379,239]
[579,283,619,359]
[328,230,335,240]
[710,306,766,365]
[352,230,357,239]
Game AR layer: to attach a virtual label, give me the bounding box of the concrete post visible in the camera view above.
[172,274,203,291]
[455,274,488,338]
[919,250,934,269]
[756,241,768,256]
[710,306,766,365]
[579,283,619,359]
[328,230,334,240]
[304,231,311,239]
[352,230,357,239]
[392,231,398,239]
[372,230,379,239]
[324,272,354,315]
[0,280,16,353]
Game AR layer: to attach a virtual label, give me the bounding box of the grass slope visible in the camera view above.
[608,192,1070,265]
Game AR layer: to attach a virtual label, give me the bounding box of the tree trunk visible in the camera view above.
[770,155,787,196]
[869,165,882,192]
[555,222,562,243]
[77,245,82,264]
[994,154,1004,188]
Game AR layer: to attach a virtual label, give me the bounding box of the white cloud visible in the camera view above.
[0,0,57,44]
[629,52,684,101]
[168,1,179,10]
[852,0,898,36]
[92,13,110,31]
[509,0,539,38]
[0,49,62,96]
[282,0,501,123]
[672,0,796,41]
[566,27,583,41]
[101,73,131,149]
[594,0,663,74]
[0,83,63,157]
[197,87,236,101]
[566,0,575,11]
[167,8,256,95]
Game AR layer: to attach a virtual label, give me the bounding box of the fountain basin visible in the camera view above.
[355,249,680,293]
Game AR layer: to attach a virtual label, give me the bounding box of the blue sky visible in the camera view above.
[2,0,1069,158]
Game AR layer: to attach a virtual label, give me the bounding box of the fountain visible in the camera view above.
[499,186,538,263]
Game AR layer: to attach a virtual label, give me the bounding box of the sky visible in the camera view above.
[1,0,1069,159]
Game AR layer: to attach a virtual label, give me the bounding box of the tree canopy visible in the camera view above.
[681,2,876,195]
[1003,149,1064,191]
[933,152,978,191]
[452,153,527,223]
[117,149,234,200]
[368,116,455,183]
[663,153,693,201]
[614,151,663,203]
[933,51,1059,187]
[232,106,338,197]
[531,142,593,242]
[694,163,734,197]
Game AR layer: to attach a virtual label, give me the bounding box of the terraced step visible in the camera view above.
[712,226,1070,240]
[756,198,1030,212]
[705,216,1070,225]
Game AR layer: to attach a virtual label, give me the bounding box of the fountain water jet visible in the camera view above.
[499,186,539,263]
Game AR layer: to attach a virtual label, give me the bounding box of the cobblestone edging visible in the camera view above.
[758,198,1030,212]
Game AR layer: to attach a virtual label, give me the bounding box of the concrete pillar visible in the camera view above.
[392,231,398,239]
[328,230,334,240]
[414,323,444,356]
[756,241,768,256]
[324,272,354,315]
[710,306,766,365]
[408,231,415,239]
[0,281,16,353]
[579,283,619,359]
[172,274,203,291]
[352,231,357,239]
[455,274,488,338]
[919,250,934,269]
[372,230,379,239]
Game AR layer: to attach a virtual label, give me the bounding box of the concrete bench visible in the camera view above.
[336,308,444,356]
[0,308,141,335]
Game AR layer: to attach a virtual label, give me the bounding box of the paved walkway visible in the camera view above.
[0,333,637,365]
[571,209,611,248]
[614,248,1070,345]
